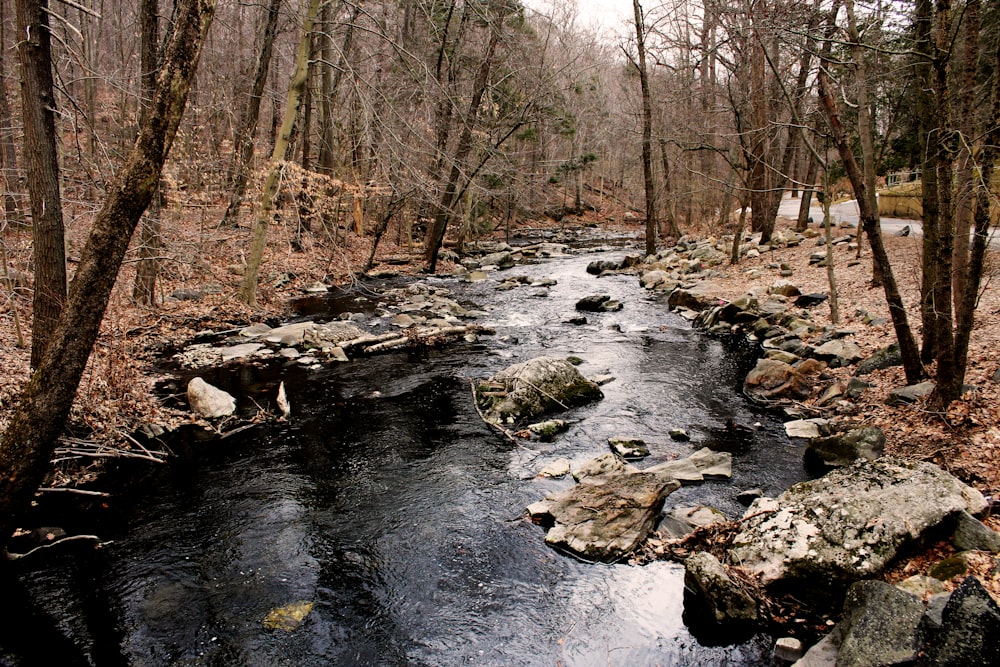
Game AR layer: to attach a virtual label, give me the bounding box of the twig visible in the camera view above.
[5,534,107,561]
[36,487,110,497]
[469,380,536,452]
[115,428,167,463]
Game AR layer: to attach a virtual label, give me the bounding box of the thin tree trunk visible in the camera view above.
[633,0,657,256]
[659,138,679,237]
[951,0,978,317]
[16,0,67,369]
[916,0,940,363]
[219,0,282,228]
[0,0,23,226]
[0,0,215,552]
[818,69,923,384]
[796,151,818,232]
[132,0,163,305]
[821,166,840,324]
[239,0,321,306]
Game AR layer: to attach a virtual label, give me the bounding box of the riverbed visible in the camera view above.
[1,243,808,666]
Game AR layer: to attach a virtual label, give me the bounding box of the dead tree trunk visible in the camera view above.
[0,0,216,552]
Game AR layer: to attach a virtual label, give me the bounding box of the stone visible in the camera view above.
[527,419,569,441]
[855,343,902,376]
[278,348,300,359]
[187,377,236,418]
[479,251,514,269]
[766,350,801,365]
[667,282,721,312]
[951,510,1000,553]
[896,575,947,599]
[303,281,328,293]
[931,553,972,581]
[591,374,616,386]
[805,427,885,468]
[812,339,864,366]
[668,428,690,441]
[263,322,315,345]
[391,313,417,328]
[737,488,765,506]
[640,269,670,289]
[169,288,203,301]
[262,601,314,632]
[587,260,620,275]
[575,294,613,312]
[784,418,831,439]
[688,447,732,479]
[683,552,759,625]
[887,381,936,406]
[774,637,804,663]
[465,270,488,282]
[538,458,572,478]
[836,580,925,667]
[659,506,727,541]
[475,357,603,424]
[609,437,649,460]
[730,458,988,587]
[992,368,1000,384]
[921,576,1000,666]
[770,280,802,298]
[816,382,846,407]
[794,293,828,308]
[744,359,810,403]
[846,378,869,399]
[533,472,681,561]
[218,342,264,362]
[644,458,704,484]
[573,453,635,481]
[240,323,272,338]
[792,628,841,667]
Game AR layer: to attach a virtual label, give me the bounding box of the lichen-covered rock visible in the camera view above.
[921,576,1000,666]
[805,427,885,468]
[743,359,810,403]
[730,458,987,587]
[475,357,603,424]
[835,580,925,667]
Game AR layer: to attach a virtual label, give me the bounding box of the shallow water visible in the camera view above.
[2,245,807,666]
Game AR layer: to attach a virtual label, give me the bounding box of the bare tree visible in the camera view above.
[631,0,657,257]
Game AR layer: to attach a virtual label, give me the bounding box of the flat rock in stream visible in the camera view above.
[475,356,603,424]
[528,471,681,561]
[730,457,987,588]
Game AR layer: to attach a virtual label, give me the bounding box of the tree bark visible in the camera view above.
[0,0,216,550]
[239,0,321,306]
[916,0,940,363]
[0,0,23,227]
[132,0,163,306]
[818,69,923,384]
[219,0,282,228]
[16,0,67,369]
[633,0,657,257]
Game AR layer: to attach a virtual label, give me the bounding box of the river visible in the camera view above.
[1,241,808,666]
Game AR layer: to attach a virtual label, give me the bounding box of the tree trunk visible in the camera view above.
[796,151,818,232]
[658,138,679,237]
[0,1,23,227]
[0,0,215,551]
[633,0,657,257]
[915,0,940,363]
[16,0,67,369]
[238,0,321,306]
[132,0,163,306]
[219,0,282,228]
[818,69,923,384]
[951,0,978,317]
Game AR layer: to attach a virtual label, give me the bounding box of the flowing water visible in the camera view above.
[1,243,808,666]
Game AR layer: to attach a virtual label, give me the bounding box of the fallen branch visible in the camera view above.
[5,534,107,561]
[469,380,536,452]
[36,487,110,497]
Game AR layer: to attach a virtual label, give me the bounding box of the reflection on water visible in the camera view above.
[2,246,805,666]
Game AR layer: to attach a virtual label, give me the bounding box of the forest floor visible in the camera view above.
[0,195,998,498]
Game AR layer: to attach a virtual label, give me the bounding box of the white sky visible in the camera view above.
[524,0,634,38]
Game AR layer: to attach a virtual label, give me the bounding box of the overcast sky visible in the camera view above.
[524,0,633,38]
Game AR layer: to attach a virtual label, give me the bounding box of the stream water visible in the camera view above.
[2,242,809,666]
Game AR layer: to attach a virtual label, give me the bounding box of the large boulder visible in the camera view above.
[743,359,810,403]
[527,471,680,561]
[684,551,759,627]
[730,458,987,587]
[475,357,603,424]
[921,576,1000,665]
[836,580,926,667]
[187,377,236,418]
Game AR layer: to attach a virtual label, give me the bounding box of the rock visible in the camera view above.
[187,377,236,418]
[737,488,765,506]
[896,225,911,237]
[805,427,885,468]
[573,453,635,481]
[896,575,947,598]
[645,457,705,484]
[774,637,804,663]
[836,580,925,667]
[846,378,869,399]
[475,357,603,424]
[391,313,417,328]
[278,347,300,359]
[667,282,721,312]
[479,251,514,269]
[668,428,690,441]
[169,288,204,301]
[730,458,988,587]
[921,576,1000,666]
[303,281,328,293]
[812,339,864,366]
[263,322,315,345]
[770,280,802,298]
[816,382,846,407]
[609,437,649,460]
[538,458,572,478]
[794,293,828,308]
[575,294,613,311]
[688,447,732,479]
[464,270,488,282]
[855,343,902,376]
[659,506,728,541]
[784,418,831,439]
[931,553,973,581]
[567,316,588,325]
[262,601,314,632]
[218,342,265,362]
[240,323,272,338]
[992,368,1000,384]
[532,472,680,561]
[591,374,616,386]
[683,552,759,626]
[640,269,670,289]
[587,260,620,275]
[792,628,841,667]
[527,419,569,441]
[887,381,936,406]
[766,350,801,365]
[744,359,810,403]
[951,510,1000,553]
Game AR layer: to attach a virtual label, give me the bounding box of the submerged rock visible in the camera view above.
[475,357,603,424]
[684,551,759,627]
[263,601,314,632]
[730,457,987,588]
